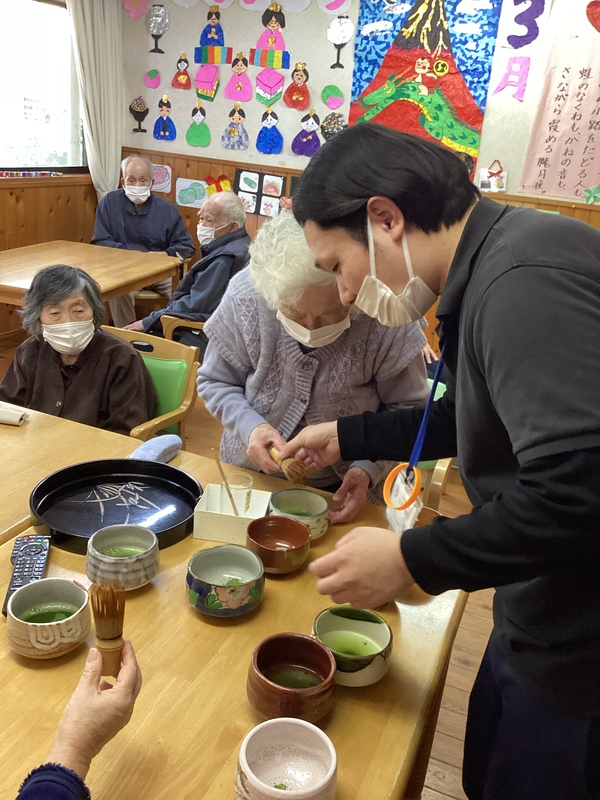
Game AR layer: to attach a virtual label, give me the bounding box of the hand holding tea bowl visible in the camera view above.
[247,632,336,724]
[313,606,393,687]
[187,544,265,617]
[7,578,91,659]
[86,525,159,591]
[246,516,311,575]
[235,717,337,800]
[269,489,329,541]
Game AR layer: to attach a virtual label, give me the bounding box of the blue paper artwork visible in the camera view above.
[256,107,283,154]
[153,95,177,141]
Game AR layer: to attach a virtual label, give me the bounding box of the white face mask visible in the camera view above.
[196,222,229,246]
[354,217,438,327]
[42,320,95,355]
[124,185,151,205]
[277,309,350,348]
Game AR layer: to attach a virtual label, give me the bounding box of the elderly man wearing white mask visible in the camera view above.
[197,212,428,523]
[0,265,156,435]
[91,155,195,327]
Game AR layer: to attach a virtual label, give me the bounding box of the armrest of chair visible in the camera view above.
[161,314,205,342]
[129,357,200,441]
[422,458,453,512]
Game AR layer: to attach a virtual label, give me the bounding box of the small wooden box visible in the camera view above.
[193,484,272,546]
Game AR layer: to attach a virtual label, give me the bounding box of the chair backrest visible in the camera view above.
[101,326,199,434]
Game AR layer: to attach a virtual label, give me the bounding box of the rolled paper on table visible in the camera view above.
[0,402,29,426]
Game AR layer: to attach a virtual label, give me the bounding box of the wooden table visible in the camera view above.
[0,443,466,799]
[0,240,179,305]
[0,406,204,544]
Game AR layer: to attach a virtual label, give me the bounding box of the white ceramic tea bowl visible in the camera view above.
[86,524,159,590]
[235,717,337,800]
[7,578,91,660]
[269,489,329,541]
[313,605,393,687]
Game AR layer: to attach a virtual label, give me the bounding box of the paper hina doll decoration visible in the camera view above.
[320,112,347,141]
[221,104,249,151]
[257,3,286,51]
[327,15,354,69]
[153,95,176,141]
[186,100,211,147]
[256,107,283,155]
[129,96,150,132]
[200,5,224,46]
[194,64,220,101]
[291,109,321,157]
[145,4,170,53]
[224,53,252,102]
[283,62,310,111]
[171,53,192,90]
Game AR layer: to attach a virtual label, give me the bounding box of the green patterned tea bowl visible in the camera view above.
[187,545,265,618]
[313,606,393,687]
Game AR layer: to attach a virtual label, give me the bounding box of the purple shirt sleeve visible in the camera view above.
[17,763,90,800]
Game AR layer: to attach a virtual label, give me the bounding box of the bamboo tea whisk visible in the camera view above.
[268,446,313,486]
[90,581,126,679]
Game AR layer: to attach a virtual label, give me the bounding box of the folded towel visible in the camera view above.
[128,435,183,463]
[0,401,29,426]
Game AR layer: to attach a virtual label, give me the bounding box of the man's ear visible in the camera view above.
[366,196,406,242]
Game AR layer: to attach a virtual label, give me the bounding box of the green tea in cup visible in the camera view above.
[320,630,381,657]
[278,507,312,517]
[263,663,322,689]
[19,602,80,623]
[100,546,146,558]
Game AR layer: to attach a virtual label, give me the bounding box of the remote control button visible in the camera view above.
[21,544,43,557]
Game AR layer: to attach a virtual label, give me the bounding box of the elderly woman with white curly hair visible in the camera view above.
[197,213,429,522]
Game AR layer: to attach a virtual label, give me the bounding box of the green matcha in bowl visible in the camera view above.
[7,577,91,660]
[86,524,159,590]
[269,489,329,540]
[313,606,393,687]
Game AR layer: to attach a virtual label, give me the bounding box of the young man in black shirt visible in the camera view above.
[280,124,600,800]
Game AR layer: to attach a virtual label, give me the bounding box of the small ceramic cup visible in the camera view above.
[86,525,159,590]
[313,606,393,687]
[187,544,265,617]
[269,489,329,540]
[246,516,310,575]
[7,578,91,659]
[235,717,337,800]
[247,632,336,723]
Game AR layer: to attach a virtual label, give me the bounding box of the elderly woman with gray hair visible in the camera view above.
[0,264,156,435]
[197,213,429,523]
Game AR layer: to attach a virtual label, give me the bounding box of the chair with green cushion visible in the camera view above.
[101,326,200,447]
[419,378,453,510]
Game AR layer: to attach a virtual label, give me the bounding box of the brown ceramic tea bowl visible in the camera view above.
[247,632,336,724]
[246,516,311,575]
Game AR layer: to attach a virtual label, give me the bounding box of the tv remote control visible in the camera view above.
[2,534,51,617]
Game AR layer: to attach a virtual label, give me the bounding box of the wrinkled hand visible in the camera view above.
[123,320,145,331]
[309,527,415,607]
[48,641,142,780]
[422,343,438,364]
[278,421,340,471]
[247,423,288,474]
[328,468,370,524]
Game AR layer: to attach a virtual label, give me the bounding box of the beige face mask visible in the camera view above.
[276,310,351,348]
[42,320,95,355]
[354,217,438,327]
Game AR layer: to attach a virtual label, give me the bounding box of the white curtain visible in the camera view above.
[66,0,123,199]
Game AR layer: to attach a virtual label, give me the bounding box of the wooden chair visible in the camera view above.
[101,325,199,446]
[132,258,192,320]
[160,314,205,344]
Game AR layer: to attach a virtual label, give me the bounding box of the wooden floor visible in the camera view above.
[0,333,490,800]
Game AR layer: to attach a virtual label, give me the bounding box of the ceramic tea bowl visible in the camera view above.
[313,606,393,687]
[86,525,159,591]
[268,489,329,541]
[247,632,336,723]
[7,578,91,660]
[235,717,337,800]
[187,545,264,617]
[246,516,310,575]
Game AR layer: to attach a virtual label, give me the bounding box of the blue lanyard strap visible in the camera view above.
[407,345,446,473]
